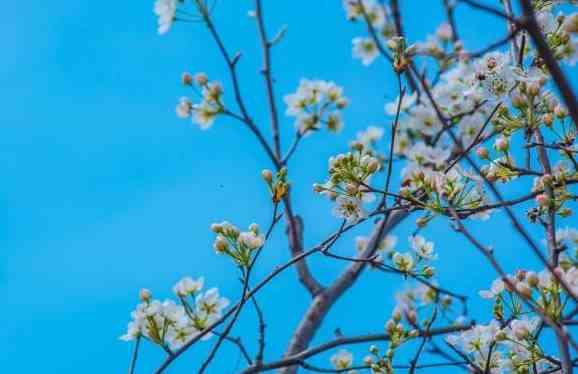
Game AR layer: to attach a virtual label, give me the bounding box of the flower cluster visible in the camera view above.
[284,79,348,135]
[342,0,395,66]
[479,265,578,322]
[388,235,437,276]
[176,72,224,129]
[446,317,558,373]
[120,278,229,351]
[314,150,381,223]
[211,221,265,266]
[330,349,358,374]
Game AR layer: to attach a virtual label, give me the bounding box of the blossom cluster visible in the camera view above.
[284,79,348,135]
[176,72,224,129]
[211,221,265,266]
[313,150,381,223]
[120,278,229,351]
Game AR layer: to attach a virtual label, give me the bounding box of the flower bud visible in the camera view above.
[210,223,223,233]
[181,72,193,86]
[516,282,532,298]
[367,158,380,174]
[527,82,541,97]
[527,271,539,288]
[139,288,152,302]
[194,72,209,86]
[261,169,273,184]
[494,137,509,152]
[511,93,524,108]
[535,193,549,207]
[369,345,379,355]
[405,309,417,325]
[555,104,568,119]
[213,236,229,253]
[563,13,578,33]
[363,355,374,365]
[476,146,489,159]
[249,223,259,234]
[423,266,435,278]
[543,113,554,126]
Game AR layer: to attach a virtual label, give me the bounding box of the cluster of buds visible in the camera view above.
[120,278,229,351]
[366,309,419,374]
[478,267,576,322]
[283,79,348,135]
[529,166,574,220]
[314,151,380,199]
[390,235,436,278]
[262,168,289,203]
[211,221,265,266]
[314,151,380,223]
[480,156,519,183]
[387,37,416,73]
[176,72,224,129]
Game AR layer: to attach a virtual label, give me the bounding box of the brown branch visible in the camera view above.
[519,0,578,130]
[243,323,472,373]
[278,210,409,373]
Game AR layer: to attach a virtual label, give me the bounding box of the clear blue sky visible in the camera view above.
[1,1,575,373]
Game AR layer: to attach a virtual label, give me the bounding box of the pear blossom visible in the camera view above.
[330,349,354,370]
[479,278,505,299]
[352,37,379,65]
[410,235,436,260]
[173,276,204,297]
[154,0,177,34]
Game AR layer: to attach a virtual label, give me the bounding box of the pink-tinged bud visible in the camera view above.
[261,169,273,184]
[555,105,568,119]
[511,93,524,108]
[436,22,453,41]
[181,72,193,86]
[543,113,553,126]
[527,271,539,287]
[313,183,324,193]
[563,13,578,33]
[405,309,417,325]
[527,82,540,97]
[194,72,209,86]
[367,158,380,173]
[516,282,532,298]
[476,146,489,159]
[494,137,509,152]
[535,193,549,207]
[139,288,152,302]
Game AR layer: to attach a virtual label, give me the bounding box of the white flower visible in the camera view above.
[406,142,451,167]
[330,349,353,369]
[537,11,557,34]
[473,52,516,100]
[333,195,367,223]
[193,101,219,129]
[436,22,453,41]
[196,288,230,320]
[154,0,177,35]
[385,92,417,115]
[393,252,415,272]
[510,317,540,340]
[176,97,192,118]
[479,278,505,299]
[173,276,204,297]
[352,37,379,66]
[238,231,265,250]
[410,235,436,260]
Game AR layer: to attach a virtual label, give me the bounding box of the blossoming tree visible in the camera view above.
[121,0,578,373]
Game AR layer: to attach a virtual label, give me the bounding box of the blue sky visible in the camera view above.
[2,1,576,373]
